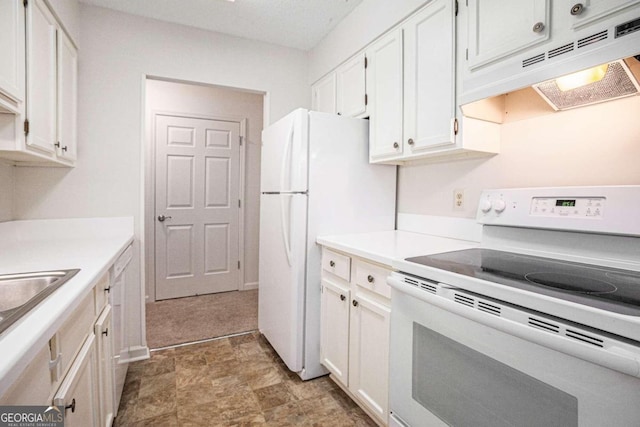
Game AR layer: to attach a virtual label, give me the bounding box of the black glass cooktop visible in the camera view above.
[406,249,640,316]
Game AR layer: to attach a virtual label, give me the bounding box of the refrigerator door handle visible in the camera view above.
[280,194,294,267]
[280,120,295,192]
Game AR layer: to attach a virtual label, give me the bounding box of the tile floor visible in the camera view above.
[114,331,378,426]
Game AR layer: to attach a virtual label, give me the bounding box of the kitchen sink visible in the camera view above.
[0,269,80,334]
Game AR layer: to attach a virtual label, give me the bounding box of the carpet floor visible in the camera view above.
[145,290,258,349]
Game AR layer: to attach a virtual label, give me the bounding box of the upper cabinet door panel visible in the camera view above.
[57,29,78,161]
[312,73,337,114]
[366,28,403,161]
[0,0,25,103]
[27,0,58,154]
[403,0,456,152]
[567,0,640,30]
[336,53,367,117]
[468,0,550,70]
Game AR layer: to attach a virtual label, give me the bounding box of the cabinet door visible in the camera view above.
[403,0,456,152]
[366,28,403,161]
[95,305,115,427]
[53,334,99,427]
[320,278,350,385]
[567,0,640,30]
[348,292,391,423]
[468,0,550,70]
[336,53,367,117]
[0,344,52,404]
[56,29,78,162]
[0,0,25,104]
[26,0,57,154]
[312,73,337,114]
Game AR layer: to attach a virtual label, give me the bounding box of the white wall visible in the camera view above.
[145,79,263,299]
[399,95,640,218]
[13,4,309,349]
[47,0,80,45]
[308,0,427,83]
[0,162,14,222]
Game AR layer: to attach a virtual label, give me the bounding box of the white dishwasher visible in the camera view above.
[110,244,132,413]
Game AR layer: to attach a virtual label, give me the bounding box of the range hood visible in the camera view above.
[532,58,640,110]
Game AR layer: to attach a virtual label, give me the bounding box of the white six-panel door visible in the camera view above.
[155,114,241,300]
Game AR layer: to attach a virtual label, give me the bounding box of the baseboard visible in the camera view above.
[122,345,150,363]
[242,281,258,291]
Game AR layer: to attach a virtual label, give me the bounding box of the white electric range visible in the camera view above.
[387,186,640,427]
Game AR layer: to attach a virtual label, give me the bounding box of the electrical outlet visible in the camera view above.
[453,189,465,211]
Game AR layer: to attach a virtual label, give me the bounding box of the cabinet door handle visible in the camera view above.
[393,142,399,149]
[102,328,109,337]
[54,142,60,148]
[352,300,359,307]
[532,22,545,33]
[367,275,374,283]
[65,398,76,413]
[62,146,68,152]
[407,138,414,146]
[104,286,111,293]
[570,3,584,15]
[329,260,335,267]
[340,294,346,301]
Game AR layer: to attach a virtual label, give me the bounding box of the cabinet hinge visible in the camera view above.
[364,56,368,69]
[465,48,469,61]
[239,136,243,146]
[364,94,368,106]
[23,0,28,7]
[453,118,459,136]
[238,261,241,269]
[455,0,458,16]
[238,199,241,208]
[23,119,29,136]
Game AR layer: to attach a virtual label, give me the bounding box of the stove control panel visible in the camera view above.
[475,186,640,236]
[530,197,605,218]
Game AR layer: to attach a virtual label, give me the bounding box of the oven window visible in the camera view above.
[412,322,578,427]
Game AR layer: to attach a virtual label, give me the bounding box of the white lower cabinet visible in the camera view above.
[320,248,392,425]
[53,334,100,427]
[95,305,115,427]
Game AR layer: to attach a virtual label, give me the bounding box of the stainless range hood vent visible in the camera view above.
[531,60,640,111]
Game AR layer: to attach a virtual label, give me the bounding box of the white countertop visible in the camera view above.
[317,230,478,267]
[0,217,134,397]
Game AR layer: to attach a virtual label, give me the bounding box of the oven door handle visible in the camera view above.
[388,276,640,378]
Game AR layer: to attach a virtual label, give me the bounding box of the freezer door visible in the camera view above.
[261,108,309,193]
[258,193,308,372]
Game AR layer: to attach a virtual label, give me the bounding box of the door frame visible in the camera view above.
[144,107,247,302]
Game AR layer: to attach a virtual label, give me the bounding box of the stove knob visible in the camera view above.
[479,199,492,213]
[492,199,507,213]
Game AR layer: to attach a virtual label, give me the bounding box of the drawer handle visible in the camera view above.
[352,299,359,307]
[65,398,76,413]
[102,328,109,337]
[48,353,62,371]
[104,286,111,293]
[329,260,335,267]
[340,294,346,301]
[367,275,374,283]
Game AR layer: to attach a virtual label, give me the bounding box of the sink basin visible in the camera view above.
[0,269,80,334]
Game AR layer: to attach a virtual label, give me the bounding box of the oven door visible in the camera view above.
[388,277,640,427]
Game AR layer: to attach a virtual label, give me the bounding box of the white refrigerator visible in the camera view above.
[258,108,396,380]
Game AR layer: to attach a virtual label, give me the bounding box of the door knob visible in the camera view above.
[157,215,172,222]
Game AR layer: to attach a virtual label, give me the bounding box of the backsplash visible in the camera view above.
[0,162,13,222]
[398,95,640,218]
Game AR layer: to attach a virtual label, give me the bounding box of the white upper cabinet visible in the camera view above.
[0,0,25,112]
[403,0,456,152]
[366,28,403,161]
[467,0,550,70]
[312,72,337,114]
[336,52,367,117]
[567,0,640,30]
[26,0,58,155]
[57,28,78,162]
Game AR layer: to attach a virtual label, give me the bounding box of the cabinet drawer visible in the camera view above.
[93,273,110,314]
[322,249,351,282]
[355,260,392,299]
[57,292,94,379]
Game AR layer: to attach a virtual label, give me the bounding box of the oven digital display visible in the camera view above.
[556,199,576,207]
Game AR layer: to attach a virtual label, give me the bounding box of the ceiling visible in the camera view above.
[79,0,364,51]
